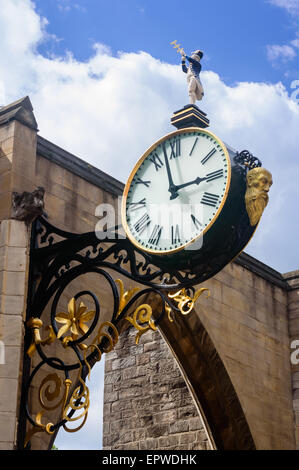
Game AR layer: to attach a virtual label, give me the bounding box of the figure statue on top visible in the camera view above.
[180,48,204,105]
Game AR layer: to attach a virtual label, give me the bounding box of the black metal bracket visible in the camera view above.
[234,150,262,173]
[17,216,209,449]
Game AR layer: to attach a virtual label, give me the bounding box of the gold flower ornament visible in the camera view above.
[55,298,95,343]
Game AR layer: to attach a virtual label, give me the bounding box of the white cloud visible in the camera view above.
[267,44,297,62]
[268,0,299,17]
[267,1,299,64]
[291,37,299,47]
[0,0,298,276]
[57,0,87,13]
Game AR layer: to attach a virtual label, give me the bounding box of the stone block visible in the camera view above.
[146,423,168,439]
[0,246,27,272]
[169,419,189,434]
[111,355,136,370]
[0,345,21,379]
[0,271,26,296]
[0,121,16,142]
[153,409,177,424]
[0,314,24,346]
[0,220,28,248]
[0,221,8,248]
[0,156,12,175]
[0,378,18,412]
[179,432,197,446]
[44,192,66,223]
[0,193,11,220]
[10,171,36,194]
[144,341,158,353]
[0,136,15,156]
[0,294,25,315]
[0,413,16,442]
[139,438,159,450]
[104,370,121,385]
[158,435,180,448]
[0,441,14,450]
[103,390,119,403]
[0,171,11,195]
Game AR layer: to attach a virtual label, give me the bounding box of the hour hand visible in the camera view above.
[175,176,207,191]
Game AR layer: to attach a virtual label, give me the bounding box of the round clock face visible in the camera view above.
[122,128,231,254]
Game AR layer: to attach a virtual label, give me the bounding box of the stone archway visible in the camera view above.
[157,309,256,450]
[103,305,255,451]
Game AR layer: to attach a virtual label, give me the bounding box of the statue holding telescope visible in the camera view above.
[171,40,204,105]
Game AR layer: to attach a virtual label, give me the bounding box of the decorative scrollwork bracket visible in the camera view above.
[18,216,210,449]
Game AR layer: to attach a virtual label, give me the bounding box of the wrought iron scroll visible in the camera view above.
[18,216,210,449]
[234,150,262,175]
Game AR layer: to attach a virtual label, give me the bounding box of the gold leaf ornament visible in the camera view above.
[62,372,90,433]
[26,318,56,357]
[115,279,140,318]
[126,304,157,344]
[168,287,210,317]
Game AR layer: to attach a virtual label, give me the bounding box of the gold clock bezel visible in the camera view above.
[121,127,232,255]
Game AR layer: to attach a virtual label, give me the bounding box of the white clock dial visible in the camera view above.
[122,128,231,254]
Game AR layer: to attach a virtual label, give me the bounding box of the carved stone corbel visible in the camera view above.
[11,186,46,225]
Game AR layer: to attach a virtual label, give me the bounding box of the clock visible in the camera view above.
[121,127,257,281]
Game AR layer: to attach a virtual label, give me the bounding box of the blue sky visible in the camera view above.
[0,0,299,452]
[34,0,299,86]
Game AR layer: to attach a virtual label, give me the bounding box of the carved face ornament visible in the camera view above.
[245,168,273,226]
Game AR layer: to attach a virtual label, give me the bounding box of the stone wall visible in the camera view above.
[284,270,299,449]
[35,149,117,234]
[103,327,211,450]
[194,261,294,450]
[103,258,296,450]
[0,220,29,449]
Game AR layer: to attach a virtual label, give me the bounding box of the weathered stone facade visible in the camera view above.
[284,270,299,448]
[103,328,211,450]
[103,257,297,450]
[0,220,29,450]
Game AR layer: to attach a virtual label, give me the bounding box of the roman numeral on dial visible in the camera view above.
[189,137,198,156]
[134,213,151,234]
[201,192,220,207]
[201,148,217,165]
[206,169,224,182]
[135,177,151,187]
[171,225,181,244]
[148,225,162,246]
[128,198,146,212]
[169,138,181,159]
[149,152,164,171]
[191,214,202,230]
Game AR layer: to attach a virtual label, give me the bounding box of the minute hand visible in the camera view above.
[174,176,207,191]
[162,142,178,199]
